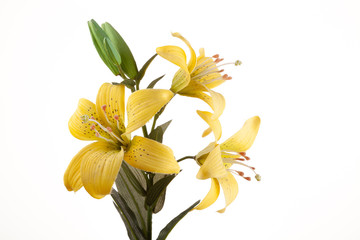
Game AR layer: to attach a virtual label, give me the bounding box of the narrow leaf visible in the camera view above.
[145,175,176,207]
[147,75,165,89]
[102,22,138,78]
[113,202,138,240]
[156,200,200,240]
[149,120,172,143]
[122,163,147,197]
[135,54,157,81]
[111,189,146,240]
[153,173,168,214]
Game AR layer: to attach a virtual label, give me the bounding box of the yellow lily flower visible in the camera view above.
[194,116,261,213]
[64,83,180,199]
[156,33,240,141]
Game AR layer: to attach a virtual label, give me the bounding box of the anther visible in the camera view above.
[244,177,251,181]
[235,60,242,66]
[90,116,95,120]
[239,152,246,156]
[106,127,113,132]
[237,171,245,177]
[255,174,261,181]
[80,115,89,123]
[90,124,96,130]
[114,115,119,121]
[245,156,250,160]
[215,58,224,63]
[212,54,219,58]
[218,69,224,73]
[235,158,245,161]
[101,105,107,111]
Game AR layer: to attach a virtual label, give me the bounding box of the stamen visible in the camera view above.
[94,130,115,143]
[101,105,107,111]
[255,174,261,181]
[114,115,122,132]
[214,58,224,63]
[212,54,219,58]
[80,115,90,123]
[239,152,246,156]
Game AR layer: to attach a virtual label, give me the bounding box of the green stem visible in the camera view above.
[146,206,153,240]
[177,156,195,162]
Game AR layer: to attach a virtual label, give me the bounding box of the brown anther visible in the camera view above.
[106,127,113,132]
[114,115,119,120]
[212,54,219,58]
[91,116,95,120]
[215,58,224,63]
[90,124,96,130]
[251,167,255,170]
[235,158,245,161]
[218,69,224,73]
[244,177,251,181]
[101,105,107,111]
[239,152,246,156]
[245,156,250,160]
[237,171,245,177]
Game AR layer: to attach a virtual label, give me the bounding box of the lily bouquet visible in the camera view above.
[64,19,261,240]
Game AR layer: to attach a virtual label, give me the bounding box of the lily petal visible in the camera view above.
[194,178,220,210]
[195,142,216,163]
[68,98,112,141]
[124,136,180,174]
[126,89,174,134]
[80,142,124,199]
[220,116,261,152]
[64,143,98,192]
[172,32,197,73]
[171,68,191,93]
[196,145,227,180]
[96,83,126,134]
[197,110,222,141]
[217,172,239,213]
[156,45,188,70]
[208,89,225,120]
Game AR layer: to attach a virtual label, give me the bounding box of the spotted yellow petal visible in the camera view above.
[80,142,124,199]
[68,98,112,141]
[170,68,191,93]
[64,143,98,192]
[124,136,180,174]
[197,110,222,141]
[172,32,197,73]
[217,172,239,213]
[220,116,261,152]
[96,83,125,134]
[126,89,174,134]
[156,45,188,70]
[196,145,227,180]
[194,178,220,210]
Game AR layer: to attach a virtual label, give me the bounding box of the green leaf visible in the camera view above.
[120,79,136,90]
[111,189,146,240]
[135,54,157,81]
[122,163,147,197]
[152,174,168,214]
[115,163,148,236]
[147,75,165,89]
[88,19,120,76]
[102,22,138,79]
[156,200,200,240]
[145,174,176,208]
[149,120,172,143]
[103,38,122,66]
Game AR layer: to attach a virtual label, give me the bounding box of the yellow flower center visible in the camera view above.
[81,104,126,145]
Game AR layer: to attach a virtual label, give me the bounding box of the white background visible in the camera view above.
[1,0,360,239]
